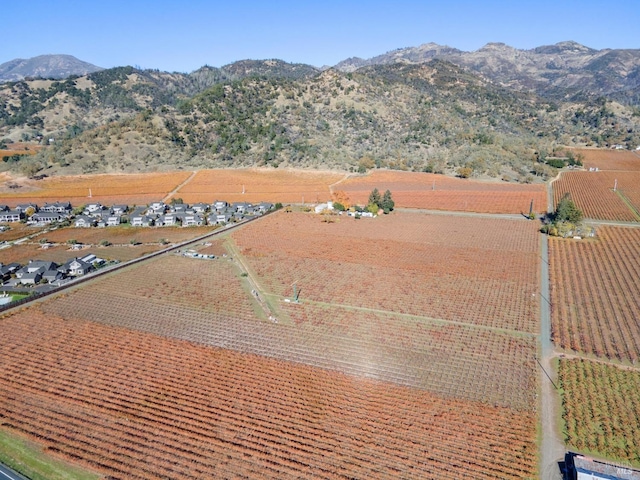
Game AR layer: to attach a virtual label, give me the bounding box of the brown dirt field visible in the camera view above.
[0,143,41,159]
[174,168,344,204]
[0,309,538,479]
[571,148,640,171]
[40,225,215,246]
[339,170,547,214]
[0,244,77,265]
[0,223,48,242]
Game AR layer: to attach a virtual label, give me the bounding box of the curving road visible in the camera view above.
[0,461,29,480]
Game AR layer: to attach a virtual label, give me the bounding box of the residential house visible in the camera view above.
[106,215,121,227]
[256,202,274,214]
[160,213,182,226]
[30,212,66,224]
[212,200,228,211]
[111,205,128,215]
[0,205,8,212]
[131,215,154,227]
[74,215,95,228]
[15,203,38,214]
[20,271,42,285]
[0,210,23,222]
[183,213,204,227]
[192,203,209,213]
[64,258,93,276]
[149,201,166,214]
[42,268,64,284]
[232,202,252,214]
[171,203,188,213]
[212,212,233,224]
[84,202,104,214]
[41,201,72,214]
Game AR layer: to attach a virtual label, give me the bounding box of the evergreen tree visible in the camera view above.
[381,189,395,213]
[368,188,381,208]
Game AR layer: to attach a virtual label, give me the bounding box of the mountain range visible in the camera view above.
[0,42,639,179]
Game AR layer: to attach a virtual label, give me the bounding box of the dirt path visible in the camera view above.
[328,173,352,195]
[163,170,198,202]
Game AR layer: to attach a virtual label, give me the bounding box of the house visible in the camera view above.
[65,258,93,276]
[19,271,42,285]
[212,200,228,211]
[84,202,104,214]
[0,210,23,222]
[0,205,8,212]
[183,213,204,227]
[74,215,95,228]
[160,213,182,226]
[30,212,65,224]
[106,215,121,227]
[111,205,128,215]
[149,201,166,213]
[41,201,72,213]
[15,203,38,214]
[42,268,64,283]
[212,212,233,224]
[571,454,640,480]
[131,215,154,227]
[192,203,209,213]
[256,202,274,213]
[314,201,334,214]
[16,260,58,278]
[171,203,188,213]
[233,202,252,214]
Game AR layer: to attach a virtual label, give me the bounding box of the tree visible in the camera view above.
[457,166,472,178]
[368,188,381,208]
[555,193,583,224]
[381,190,395,213]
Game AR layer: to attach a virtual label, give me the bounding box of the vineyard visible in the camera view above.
[0,170,191,205]
[0,310,538,479]
[40,247,537,409]
[173,168,344,204]
[549,227,640,362]
[232,212,541,333]
[558,358,640,465]
[571,148,640,172]
[338,170,547,214]
[552,171,640,221]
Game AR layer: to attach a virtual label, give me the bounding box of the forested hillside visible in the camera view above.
[1,57,639,180]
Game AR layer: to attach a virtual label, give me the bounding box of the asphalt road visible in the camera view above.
[0,462,29,480]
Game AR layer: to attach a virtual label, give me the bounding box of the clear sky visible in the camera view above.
[2,0,638,72]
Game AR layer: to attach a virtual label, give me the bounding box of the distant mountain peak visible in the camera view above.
[0,54,102,82]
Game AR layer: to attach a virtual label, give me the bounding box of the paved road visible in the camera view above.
[0,462,29,480]
[539,233,566,480]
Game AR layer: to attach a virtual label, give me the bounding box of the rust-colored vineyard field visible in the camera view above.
[0,171,191,206]
[559,358,640,464]
[549,227,640,362]
[552,171,640,221]
[233,212,540,333]
[174,169,344,204]
[0,310,538,479]
[41,238,537,408]
[338,170,547,214]
[571,148,640,171]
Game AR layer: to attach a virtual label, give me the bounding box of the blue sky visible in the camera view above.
[2,0,638,72]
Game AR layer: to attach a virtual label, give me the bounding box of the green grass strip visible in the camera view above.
[0,427,101,480]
